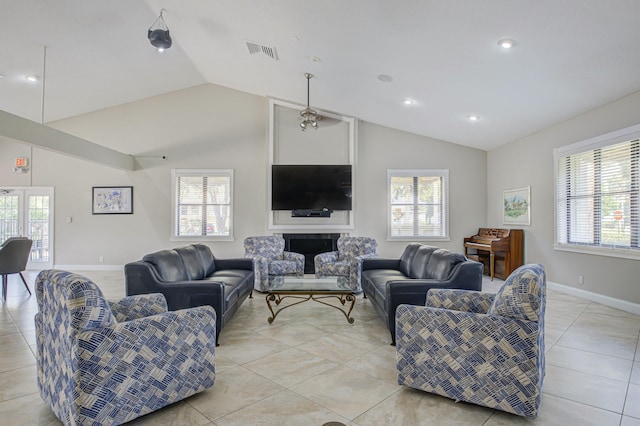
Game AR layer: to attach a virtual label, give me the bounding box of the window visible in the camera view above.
[388,169,449,240]
[171,169,233,240]
[555,125,640,259]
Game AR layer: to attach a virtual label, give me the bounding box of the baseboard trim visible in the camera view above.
[54,264,124,271]
[548,280,640,316]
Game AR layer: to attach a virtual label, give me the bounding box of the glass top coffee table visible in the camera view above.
[266,276,355,324]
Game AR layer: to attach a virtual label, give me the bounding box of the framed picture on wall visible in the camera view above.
[503,186,530,226]
[92,186,133,214]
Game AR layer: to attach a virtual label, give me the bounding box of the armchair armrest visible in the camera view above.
[108,293,168,322]
[315,251,338,265]
[284,251,305,262]
[426,288,495,313]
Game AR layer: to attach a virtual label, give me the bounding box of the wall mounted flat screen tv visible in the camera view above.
[271,164,352,211]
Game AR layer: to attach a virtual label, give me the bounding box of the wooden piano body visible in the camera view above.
[464,228,523,280]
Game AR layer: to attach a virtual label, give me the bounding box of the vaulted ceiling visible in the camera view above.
[2,0,640,151]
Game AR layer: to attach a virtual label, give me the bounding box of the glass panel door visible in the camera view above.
[0,187,54,269]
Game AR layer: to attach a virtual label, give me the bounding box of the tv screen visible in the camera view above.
[272,165,352,211]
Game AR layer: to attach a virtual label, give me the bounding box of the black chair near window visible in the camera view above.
[0,237,33,299]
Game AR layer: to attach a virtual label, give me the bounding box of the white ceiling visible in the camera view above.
[2,0,640,151]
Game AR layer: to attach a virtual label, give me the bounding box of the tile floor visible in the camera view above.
[0,270,638,425]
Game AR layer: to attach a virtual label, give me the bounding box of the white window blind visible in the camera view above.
[555,133,639,257]
[172,169,233,239]
[388,169,449,239]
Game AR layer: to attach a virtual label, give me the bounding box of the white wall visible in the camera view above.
[1,82,487,266]
[487,90,640,304]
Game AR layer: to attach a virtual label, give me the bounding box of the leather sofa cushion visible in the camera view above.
[425,249,466,280]
[193,243,216,276]
[204,269,253,308]
[408,245,437,278]
[176,245,206,280]
[399,243,422,277]
[143,250,189,282]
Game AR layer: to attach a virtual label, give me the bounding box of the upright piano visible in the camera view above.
[464,228,523,280]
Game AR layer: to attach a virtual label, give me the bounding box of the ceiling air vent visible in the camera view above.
[245,40,279,61]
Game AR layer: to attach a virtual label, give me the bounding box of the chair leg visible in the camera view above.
[2,275,6,300]
[19,273,32,296]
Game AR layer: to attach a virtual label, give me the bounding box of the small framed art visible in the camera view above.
[92,186,133,214]
[503,186,530,226]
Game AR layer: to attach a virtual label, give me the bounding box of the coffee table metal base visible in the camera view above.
[266,292,356,324]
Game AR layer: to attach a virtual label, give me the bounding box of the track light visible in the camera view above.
[148,9,172,52]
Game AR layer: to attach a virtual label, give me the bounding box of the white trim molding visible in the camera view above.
[548,280,640,316]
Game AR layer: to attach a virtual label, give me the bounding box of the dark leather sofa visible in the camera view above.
[361,243,483,344]
[124,243,253,343]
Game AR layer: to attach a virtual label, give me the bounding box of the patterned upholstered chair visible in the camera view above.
[243,236,304,292]
[395,264,546,418]
[35,270,217,426]
[314,236,378,293]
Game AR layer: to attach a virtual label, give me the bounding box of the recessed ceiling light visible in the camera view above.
[403,98,416,106]
[377,74,393,83]
[25,74,40,83]
[497,39,516,49]
[467,114,480,121]
[309,56,321,63]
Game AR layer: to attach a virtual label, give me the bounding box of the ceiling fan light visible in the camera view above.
[148,10,172,51]
[299,73,322,131]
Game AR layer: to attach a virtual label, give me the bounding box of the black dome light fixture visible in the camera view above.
[148,9,172,52]
[300,73,322,131]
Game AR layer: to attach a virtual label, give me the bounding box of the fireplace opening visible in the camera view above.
[283,233,340,274]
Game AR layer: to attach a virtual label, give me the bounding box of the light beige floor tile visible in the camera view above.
[213,389,350,426]
[632,361,640,385]
[0,332,31,353]
[127,401,212,426]
[0,365,39,402]
[215,329,289,365]
[290,365,399,420]
[257,322,330,346]
[297,332,381,364]
[544,324,566,350]
[345,343,398,384]
[353,387,492,426]
[215,354,238,373]
[584,303,640,320]
[624,383,640,419]
[569,312,640,340]
[542,364,627,413]
[556,330,637,360]
[546,344,633,382]
[0,392,62,426]
[485,393,621,425]
[622,416,640,426]
[187,366,284,420]
[244,347,338,387]
[0,345,36,373]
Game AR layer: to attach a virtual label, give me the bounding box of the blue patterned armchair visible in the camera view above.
[314,236,377,293]
[395,264,546,418]
[35,270,217,426]
[244,236,304,292]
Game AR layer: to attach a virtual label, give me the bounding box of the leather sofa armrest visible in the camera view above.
[362,258,401,271]
[215,257,254,271]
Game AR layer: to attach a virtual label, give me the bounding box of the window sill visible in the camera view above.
[553,244,640,261]
[170,236,235,242]
[387,236,451,242]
